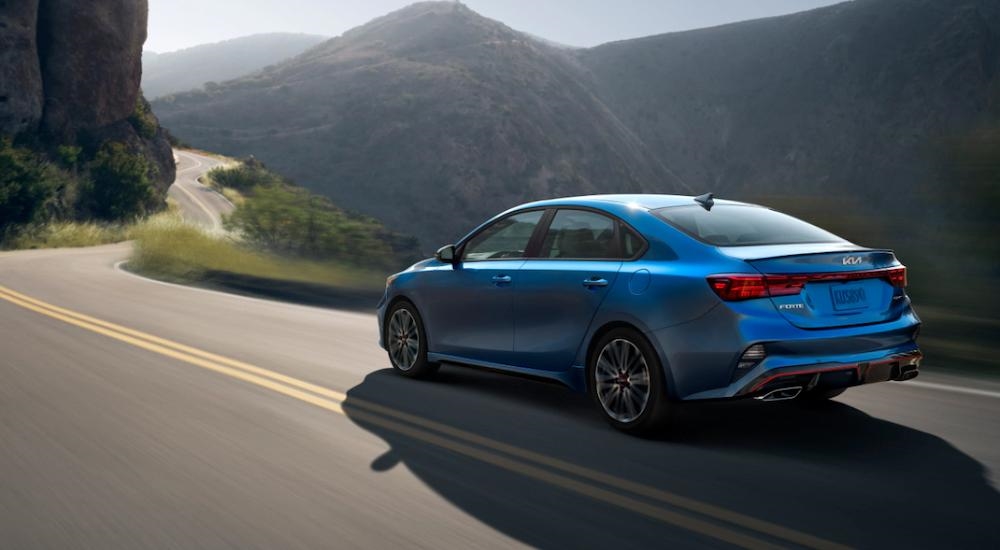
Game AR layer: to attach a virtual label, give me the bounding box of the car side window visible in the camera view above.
[463,210,544,261]
[539,210,619,259]
[621,223,644,258]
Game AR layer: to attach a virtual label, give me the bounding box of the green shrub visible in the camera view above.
[128,97,159,139]
[56,145,83,170]
[223,184,397,266]
[208,159,420,268]
[0,139,60,235]
[86,142,159,221]
[206,159,280,191]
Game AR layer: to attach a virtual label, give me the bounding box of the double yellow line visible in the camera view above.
[0,284,846,550]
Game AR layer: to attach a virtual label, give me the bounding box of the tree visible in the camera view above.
[87,142,158,221]
[127,97,159,139]
[0,139,57,235]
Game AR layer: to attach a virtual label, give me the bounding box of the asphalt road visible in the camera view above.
[167,150,234,230]
[1,163,999,548]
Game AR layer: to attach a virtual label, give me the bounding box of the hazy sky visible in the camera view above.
[147,0,844,53]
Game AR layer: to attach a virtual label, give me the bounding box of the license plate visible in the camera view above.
[830,284,868,311]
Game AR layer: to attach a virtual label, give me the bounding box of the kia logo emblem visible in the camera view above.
[842,256,863,265]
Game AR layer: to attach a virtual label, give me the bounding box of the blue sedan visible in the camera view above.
[377,194,922,434]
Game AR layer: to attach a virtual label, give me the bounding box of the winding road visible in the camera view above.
[167,150,234,230]
[0,155,998,549]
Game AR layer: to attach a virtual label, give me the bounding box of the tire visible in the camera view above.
[588,327,672,436]
[385,301,439,379]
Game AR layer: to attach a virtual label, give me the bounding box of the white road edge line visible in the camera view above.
[901,381,1000,400]
[112,260,376,319]
[173,181,220,230]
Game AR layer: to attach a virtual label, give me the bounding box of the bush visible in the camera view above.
[86,142,159,221]
[56,144,83,171]
[206,158,280,191]
[0,139,59,236]
[224,184,402,267]
[128,97,159,139]
[208,160,420,268]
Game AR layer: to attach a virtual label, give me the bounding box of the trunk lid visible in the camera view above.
[721,244,907,329]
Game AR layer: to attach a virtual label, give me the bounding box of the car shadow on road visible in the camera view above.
[343,366,1000,549]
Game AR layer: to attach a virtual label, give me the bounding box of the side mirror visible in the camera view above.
[435,244,457,265]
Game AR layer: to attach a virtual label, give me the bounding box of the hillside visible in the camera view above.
[142,33,328,98]
[153,0,1000,253]
[576,0,1000,208]
[151,2,682,249]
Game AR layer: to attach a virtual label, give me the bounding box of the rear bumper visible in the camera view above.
[682,344,922,401]
[735,348,922,399]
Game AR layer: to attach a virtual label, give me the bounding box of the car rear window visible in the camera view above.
[653,205,845,246]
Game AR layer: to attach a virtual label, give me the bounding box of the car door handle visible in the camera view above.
[492,274,512,285]
[583,278,609,288]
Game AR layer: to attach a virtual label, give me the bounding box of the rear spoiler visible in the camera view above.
[718,244,892,262]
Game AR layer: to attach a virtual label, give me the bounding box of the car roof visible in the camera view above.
[515,194,755,211]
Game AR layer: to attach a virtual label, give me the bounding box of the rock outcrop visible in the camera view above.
[0,0,174,190]
[38,0,147,139]
[0,0,43,136]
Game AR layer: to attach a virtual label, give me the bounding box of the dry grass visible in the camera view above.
[5,221,133,249]
[129,213,383,292]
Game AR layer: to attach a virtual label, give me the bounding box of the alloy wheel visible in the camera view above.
[594,338,651,423]
[388,308,419,371]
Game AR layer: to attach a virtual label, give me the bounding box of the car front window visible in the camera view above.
[463,210,544,261]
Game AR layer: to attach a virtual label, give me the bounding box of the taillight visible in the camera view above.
[707,275,805,301]
[708,266,907,301]
[886,266,907,288]
[761,275,809,296]
[708,275,769,301]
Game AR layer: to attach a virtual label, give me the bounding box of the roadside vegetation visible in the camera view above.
[204,158,421,270]
[129,213,384,293]
[5,221,133,249]
[0,137,161,248]
[2,141,418,301]
[127,157,420,299]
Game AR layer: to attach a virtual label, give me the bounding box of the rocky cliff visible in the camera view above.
[0,0,174,190]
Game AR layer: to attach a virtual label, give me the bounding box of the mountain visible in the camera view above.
[576,0,1000,208]
[153,0,999,250]
[142,33,328,99]
[1,0,174,189]
[151,2,684,249]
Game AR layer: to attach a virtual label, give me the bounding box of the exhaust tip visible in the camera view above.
[755,386,803,402]
[893,364,920,382]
